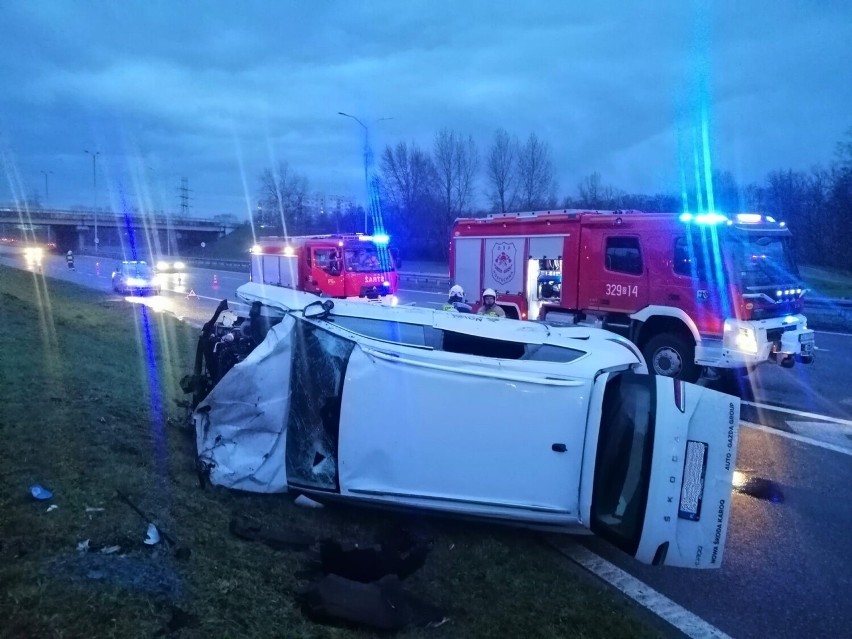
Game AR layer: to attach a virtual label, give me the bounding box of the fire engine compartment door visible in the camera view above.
[453,238,482,303]
[337,345,586,518]
[253,254,297,288]
[527,237,565,320]
[483,237,525,296]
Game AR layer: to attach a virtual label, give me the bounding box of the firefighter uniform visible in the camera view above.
[477,305,506,318]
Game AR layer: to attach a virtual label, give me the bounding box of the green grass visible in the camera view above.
[0,265,660,639]
[800,265,852,298]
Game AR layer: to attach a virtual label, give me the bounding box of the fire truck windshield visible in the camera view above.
[344,247,394,273]
[725,233,800,288]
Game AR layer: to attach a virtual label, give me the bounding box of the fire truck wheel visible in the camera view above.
[642,333,700,382]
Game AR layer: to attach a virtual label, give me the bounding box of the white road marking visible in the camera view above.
[552,541,732,639]
[398,288,445,296]
[815,329,852,338]
[741,421,852,456]
[742,401,852,427]
[787,420,852,450]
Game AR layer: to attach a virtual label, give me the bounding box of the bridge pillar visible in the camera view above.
[76,226,88,251]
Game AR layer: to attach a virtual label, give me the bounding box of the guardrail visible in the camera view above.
[65,248,852,326]
[805,298,852,309]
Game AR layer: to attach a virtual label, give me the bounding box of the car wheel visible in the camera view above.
[641,333,700,382]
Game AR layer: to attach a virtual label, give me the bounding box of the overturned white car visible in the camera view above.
[186,282,740,569]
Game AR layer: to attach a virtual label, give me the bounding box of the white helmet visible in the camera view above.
[483,288,497,299]
[67,250,73,255]
[449,284,464,299]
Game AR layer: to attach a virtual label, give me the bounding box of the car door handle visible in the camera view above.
[551,443,567,453]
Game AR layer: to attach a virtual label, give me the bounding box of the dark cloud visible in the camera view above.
[1,1,850,216]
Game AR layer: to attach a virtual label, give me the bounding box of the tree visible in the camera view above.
[433,128,479,227]
[516,133,557,210]
[710,170,743,213]
[256,161,309,235]
[572,172,624,209]
[486,128,517,213]
[380,142,440,258]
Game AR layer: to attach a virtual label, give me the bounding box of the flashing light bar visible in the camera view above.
[357,234,390,244]
[680,212,729,225]
[736,213,762,224]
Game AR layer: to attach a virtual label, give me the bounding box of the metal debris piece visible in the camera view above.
[144,523,161,546]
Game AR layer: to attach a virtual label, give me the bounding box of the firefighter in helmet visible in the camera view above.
[443,284,472,313]
[66,250,75,270]
[477,288,506,317]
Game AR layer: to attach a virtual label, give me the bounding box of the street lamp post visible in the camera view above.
[338,112,392,234]
[84,150,100,252]
[40,170,52,204]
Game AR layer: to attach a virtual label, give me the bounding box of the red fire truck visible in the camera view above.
[249,233,399,303]
[450,209,815,381]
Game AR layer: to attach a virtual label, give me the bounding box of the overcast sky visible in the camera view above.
[1,0,850,218]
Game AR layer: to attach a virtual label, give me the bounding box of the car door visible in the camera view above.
[336,340,588,522]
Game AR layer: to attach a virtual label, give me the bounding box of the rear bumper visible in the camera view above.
[695,314,815,369]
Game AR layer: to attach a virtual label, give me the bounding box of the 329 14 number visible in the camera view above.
[605,283,638,297]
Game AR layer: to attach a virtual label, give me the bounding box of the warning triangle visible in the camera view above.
[187,289,197,299]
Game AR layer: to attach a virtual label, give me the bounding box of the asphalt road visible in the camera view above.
[4,251,852,639]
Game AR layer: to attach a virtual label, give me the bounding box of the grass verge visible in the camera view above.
[800,265,852,298]
[0,264,659,639]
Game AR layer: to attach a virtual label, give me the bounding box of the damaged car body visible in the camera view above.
[186,282,741,569]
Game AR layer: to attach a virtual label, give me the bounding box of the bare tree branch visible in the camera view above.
[486,128,517,213]
[516,133,557,210]
[433,128,479,220]
[256,160,309,234]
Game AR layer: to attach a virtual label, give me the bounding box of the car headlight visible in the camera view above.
[173,261,185,271]
[157,261,170,271]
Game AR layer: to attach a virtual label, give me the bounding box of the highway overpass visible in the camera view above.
[0,206,239,253]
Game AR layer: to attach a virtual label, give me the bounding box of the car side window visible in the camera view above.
[330,316,428,347]
[441,331,527,359]
[522,344,584,363]
[605,237,643,275]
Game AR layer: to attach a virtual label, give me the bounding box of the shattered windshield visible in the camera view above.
[285,320,354,491]
[343,247,394,273]
[590,372,655,555]
[726,233,800,288]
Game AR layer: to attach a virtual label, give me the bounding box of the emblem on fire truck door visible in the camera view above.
[491,242,516,285]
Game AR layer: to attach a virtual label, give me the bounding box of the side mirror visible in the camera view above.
[303,299,335,319]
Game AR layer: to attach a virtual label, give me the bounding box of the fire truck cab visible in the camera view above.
[250,234,399,303]
[450,210,815,381]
